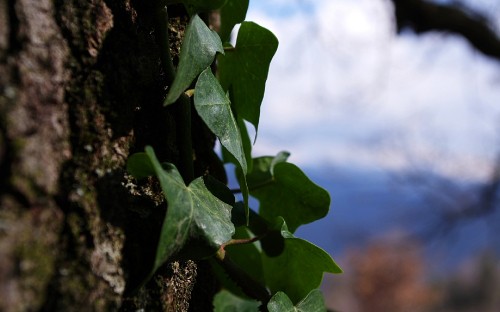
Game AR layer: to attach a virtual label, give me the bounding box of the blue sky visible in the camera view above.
[243,0,500,184]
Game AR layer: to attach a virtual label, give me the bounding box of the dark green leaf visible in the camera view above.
[231,204,284,258]
[211,257,247,299]
[142,146,235,274]
[242,154,330,233]
[230,202,247,228]
[262,219,342,303]
[219,0,249,42]
[231,203,285,257]
[164,15,223,106]
[218,22,278,133]
[225,227,264,285]
[267,290,327,312]
[213,289,260,312]
[194,67,247,174]
[211,225,265,299]
[259,229,285,257]
[126,152,155,179]
[231,203,266,235]
[203,174,236,207]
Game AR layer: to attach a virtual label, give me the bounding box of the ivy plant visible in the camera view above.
[127,0,342,310]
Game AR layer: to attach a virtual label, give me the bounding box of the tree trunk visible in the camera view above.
[0,1,220,310]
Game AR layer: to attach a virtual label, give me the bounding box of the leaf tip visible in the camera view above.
[164,93,177,106]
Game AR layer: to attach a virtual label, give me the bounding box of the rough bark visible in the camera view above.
[0,1,221,311]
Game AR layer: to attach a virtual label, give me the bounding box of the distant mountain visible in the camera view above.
[294,165,500,274]
[225,161,500,273]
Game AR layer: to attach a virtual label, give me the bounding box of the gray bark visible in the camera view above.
[0,1,218,311]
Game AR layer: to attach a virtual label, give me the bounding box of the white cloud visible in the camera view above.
[245,0,500,181]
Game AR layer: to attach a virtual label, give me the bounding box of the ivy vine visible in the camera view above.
[127,0,342,310]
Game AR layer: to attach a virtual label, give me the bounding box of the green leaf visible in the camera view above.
[219,0,249,42]
[164,15,224,106]
[211,225,264,299]
[221,119,252,223]
[294,290,327,312]
[267,290,327,312]
[231,203,285,257]
[218,22,278,134]
[267,292,294,312]
[213,289,260,312]
[222,118,253,173]
[262,218,342,303]
[126,152,155,179]
[182,0,227,15]
[225,227,264,285]
[194,67,247,174]
[194,67,250,221]
[270,151,290,175]
[242,154,330,233]
[238,118,253,172]
[142,146,235,274]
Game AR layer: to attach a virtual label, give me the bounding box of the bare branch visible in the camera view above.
[391,0,500,60]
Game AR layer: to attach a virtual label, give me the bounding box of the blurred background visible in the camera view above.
[240,0,500,310]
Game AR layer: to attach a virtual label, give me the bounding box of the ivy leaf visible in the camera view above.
[262,219,342,304]
[211,226,264,299]
[181,0,227,15]
[194,67,250,221]
[213,289,260,312]
[240,153,330,233]
[238,118,253,173]
[267,292,293,312]
[194,67,247,174]
[126,152,155,179]
[231,202,285,257]
[164,15,223,106]
[267,290,327,312]
[225,227,265,285]
[218,22,278,134]
[222,118,253,173]
[219,0,249,42]
[128,147,235,275]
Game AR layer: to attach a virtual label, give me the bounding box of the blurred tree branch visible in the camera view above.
[391,0,500,60]
[390,0,500,238]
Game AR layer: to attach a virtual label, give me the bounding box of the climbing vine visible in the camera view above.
[127,0,342,310]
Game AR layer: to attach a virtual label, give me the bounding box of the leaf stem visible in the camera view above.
[176,94,194,183]
[217,235,263,259]
[155,4,176,83]
[216,232,268,268]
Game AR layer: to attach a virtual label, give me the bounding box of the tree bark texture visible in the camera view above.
[0,1,221,311]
